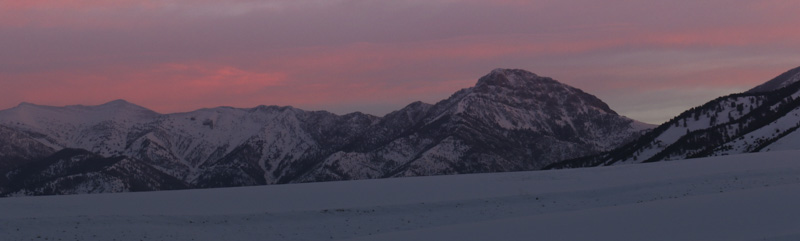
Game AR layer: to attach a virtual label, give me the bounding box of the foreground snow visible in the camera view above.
[2,151,800,241]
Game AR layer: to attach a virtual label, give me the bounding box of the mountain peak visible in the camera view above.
[476,68,550,88]
[101,99,133,106]
[16,102,37,108]
[466,68,617,115]
[747,66,800,93]
[10,99,147,112]
[83,99,159,116]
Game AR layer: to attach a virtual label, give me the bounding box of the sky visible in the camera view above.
[1,0,799,124]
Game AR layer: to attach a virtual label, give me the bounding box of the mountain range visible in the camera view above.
[5,66,800,197]
[0,68,651,196]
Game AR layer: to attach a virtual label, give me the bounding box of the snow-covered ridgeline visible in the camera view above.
[0,69,651,194]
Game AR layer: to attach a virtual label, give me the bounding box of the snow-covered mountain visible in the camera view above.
[548,66,800,169]
[302,69,650,182]
[0,68,650,196]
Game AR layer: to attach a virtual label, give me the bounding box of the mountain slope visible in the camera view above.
[548,65,800,169]
[0,125,56,171]
[2,148,188,196]
[0,68,650,195]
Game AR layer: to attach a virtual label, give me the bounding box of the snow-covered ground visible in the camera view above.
[2,151,800,241]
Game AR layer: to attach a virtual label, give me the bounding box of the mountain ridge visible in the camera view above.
[748,66,800,93]
[547,65,800,169]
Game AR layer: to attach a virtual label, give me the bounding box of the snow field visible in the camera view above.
[2,150,800,240]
